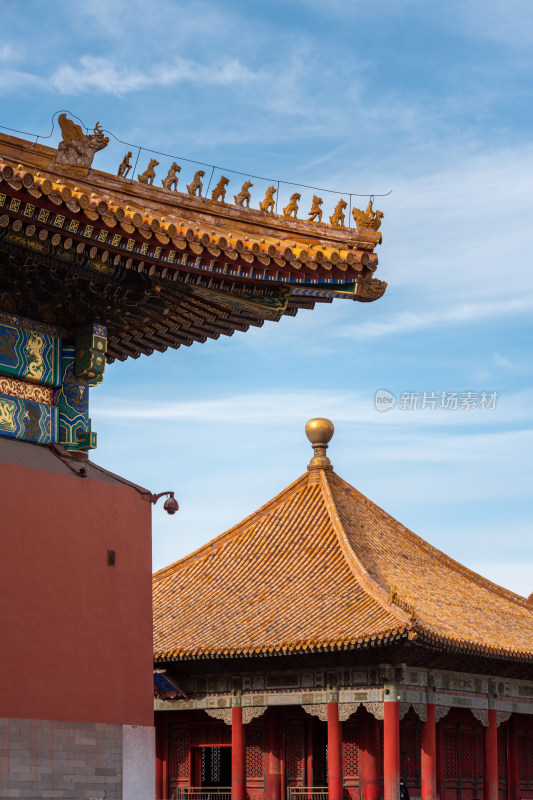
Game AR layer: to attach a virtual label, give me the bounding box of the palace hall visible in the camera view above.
[0,116,384,800]
[153,420,533,800]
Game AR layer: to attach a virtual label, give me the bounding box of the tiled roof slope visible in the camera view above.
[153,469,533,662]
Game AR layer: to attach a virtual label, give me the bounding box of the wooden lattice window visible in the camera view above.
[343,722,360,778]
[443,726,457,780]
[497,725,507,788]
[169,725,190,782]
[286,720,305,784]
[443,719,484,795]
[246,725,265,779]
[519,722,533,789]
[462,731,476,780]
[400,715,421,787]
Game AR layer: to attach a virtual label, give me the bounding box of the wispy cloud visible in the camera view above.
[92,387,533,430]
[0,55,256,98]
[337,294,533,341]
[50,55,255,96]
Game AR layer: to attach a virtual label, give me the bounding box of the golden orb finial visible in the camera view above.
[305,418,334,475]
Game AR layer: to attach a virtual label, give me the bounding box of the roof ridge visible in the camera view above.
[317,469,413,627]
[152,472,309,579]
[333,473,532,611]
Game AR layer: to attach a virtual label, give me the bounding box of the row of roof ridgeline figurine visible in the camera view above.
[116,151,383,231]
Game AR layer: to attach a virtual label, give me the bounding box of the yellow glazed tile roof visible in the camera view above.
[153,467,533,662]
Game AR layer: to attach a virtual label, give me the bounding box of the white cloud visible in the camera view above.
[48,55,255,96]
[92,386,533,429]
[337,294,533,341]
[0,68,42,94]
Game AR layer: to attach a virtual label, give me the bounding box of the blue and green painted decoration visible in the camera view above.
[0,312,106,450]
[0,393,59,445]
[0,320,61,386]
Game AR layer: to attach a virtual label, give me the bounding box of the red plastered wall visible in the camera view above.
[0,461,153,726]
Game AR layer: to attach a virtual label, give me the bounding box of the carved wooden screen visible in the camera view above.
[169,724,191,795]
[442,717,484,800]
[518,718,533,792]
[246,723,266,800]
[343,719,360,800]
[286,719,306,788]
[400,713,421,791]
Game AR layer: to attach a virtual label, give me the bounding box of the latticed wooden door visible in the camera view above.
[400,713,421,791]
[286,719,306,789]
[343,720,361,800]
[518,719,533,794]
[169,724,191,796]
[246,723,266,800]
[443,720,484,800]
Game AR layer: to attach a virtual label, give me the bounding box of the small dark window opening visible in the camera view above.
[107,549,116,567]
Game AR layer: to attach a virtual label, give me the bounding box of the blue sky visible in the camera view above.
[2,0,533,595]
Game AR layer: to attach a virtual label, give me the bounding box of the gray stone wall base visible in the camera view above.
[0,717,155,800]
[122,724,155,800]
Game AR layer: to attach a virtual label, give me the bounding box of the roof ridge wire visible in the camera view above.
[0,109,393,199]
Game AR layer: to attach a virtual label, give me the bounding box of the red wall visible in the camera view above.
[0,460,153,726]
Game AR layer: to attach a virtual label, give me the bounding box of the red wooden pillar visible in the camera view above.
[306,717,313,787]
[484,709,498,800]
[232,704,246,800]
[507,715,519,800]
[155,713,169,799]
[436,716,444,800]
[421,704,436,800]
[155,715,163,800]
[384,701,400,800]
[360,711,380,800]
[327,700,343,800]
[266,709,283,800]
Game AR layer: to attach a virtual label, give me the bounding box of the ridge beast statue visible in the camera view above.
[330,198,347,227]
[259,186,276,214]
[211,176,229,202]
[138,158,159,186]
[308,195,323,223]
[162,162,181,192]
[52,114,109,177]
[118,151,132,178]
[187,170,205,196]
[283,192,300,219]
[234,180,253,208]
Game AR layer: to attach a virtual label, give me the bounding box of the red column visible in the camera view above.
[436,717,444,800]
[155,713,163,799]
[508,715,519,800]
[384,701,400,800]
[360,711,380,800]
[266,709,283,800]
[232,705,246,800]
[484,709,498,800]
[306,717,313,787]
[327,700,343,800]
[421,704,436,800]
[155,713,169,799]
